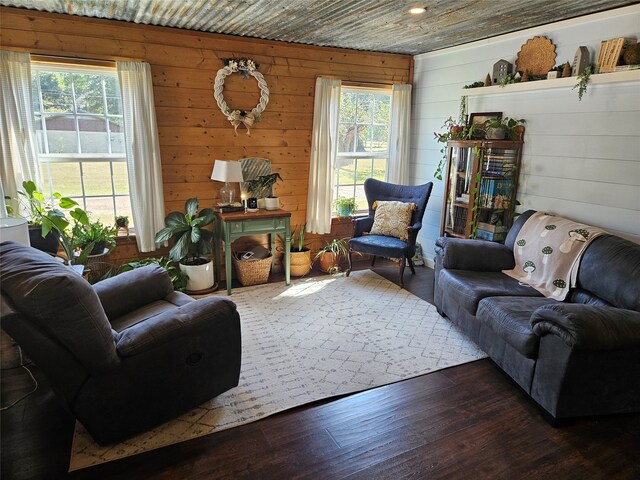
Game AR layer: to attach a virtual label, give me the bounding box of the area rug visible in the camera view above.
[69,269,486,471]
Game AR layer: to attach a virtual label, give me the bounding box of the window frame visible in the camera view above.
[334,86,391,214]
[31,61,131,222]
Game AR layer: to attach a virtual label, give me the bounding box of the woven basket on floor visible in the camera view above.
[232,252,272,286]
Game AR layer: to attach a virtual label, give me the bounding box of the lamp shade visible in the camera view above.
[211,160,244,182]
[0,218,30,246]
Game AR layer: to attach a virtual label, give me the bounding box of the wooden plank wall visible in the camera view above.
[0,6,412,266]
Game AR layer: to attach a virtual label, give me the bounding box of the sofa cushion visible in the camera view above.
[0,242,119,371]
[438,269,543,315]
[576,235,640,312]
[348,234,408,258]
[477,296,557,358]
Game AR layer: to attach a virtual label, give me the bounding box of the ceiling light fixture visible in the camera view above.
[409,7,426,15]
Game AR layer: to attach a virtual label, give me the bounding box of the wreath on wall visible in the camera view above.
[213,58,269,135]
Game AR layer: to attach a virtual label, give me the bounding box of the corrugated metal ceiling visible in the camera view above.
[1,0,637,55]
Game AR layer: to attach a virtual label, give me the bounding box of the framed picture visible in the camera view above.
[468,112,502,129]
[467,112,502,139]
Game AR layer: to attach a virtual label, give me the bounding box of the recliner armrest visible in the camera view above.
[115,296,238,357]
[531,304,640,350]
[353,216,374,237]
[435,237,515,271]
[94,265,174,320]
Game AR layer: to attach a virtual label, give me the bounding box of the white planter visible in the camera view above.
[265,197,280,210]
[180,258,215,291]
[257,198,267,209]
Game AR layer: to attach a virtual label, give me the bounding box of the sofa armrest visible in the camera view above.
[531,304,640,350]
[94,265,174,320]
[434,237,515,271]
[115,297,238,357]
[353,216,374,237]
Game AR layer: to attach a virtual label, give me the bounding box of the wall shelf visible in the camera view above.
[460,69,640,97]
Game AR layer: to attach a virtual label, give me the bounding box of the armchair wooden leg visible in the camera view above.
[399,257,406,288]
[407,255,416,275]
[346,248,353,277]
[370,255,376,267]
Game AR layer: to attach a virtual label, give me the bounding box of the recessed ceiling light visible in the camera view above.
[409,7,426,15]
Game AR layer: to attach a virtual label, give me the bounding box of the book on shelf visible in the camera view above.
[475,229,507,242]
[614,64,640,72]
[477,222,509,234]
[598,37,636,73]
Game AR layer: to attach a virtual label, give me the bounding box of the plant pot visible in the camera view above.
[336,205,352,217]
[290,249,311,276]
[485,126,506,140]
[264,197,279,211]
[317,252,339,273]
[511,125,526,141]
[257,198,267,209]
[89,241,107,255]
[179,258,215,291]
[28,226,60,254]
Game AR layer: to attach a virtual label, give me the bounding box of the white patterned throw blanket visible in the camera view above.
[503,212,606,300]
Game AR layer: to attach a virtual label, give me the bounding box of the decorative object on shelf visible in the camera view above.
[573,65,593,101]
[597,37,636,73]
[499,73,518,87]
[622,42,640,66]
[521,71,529,82]
[562,62,572,78]
[492,59,513,85]
[547,69,559,79]
[211,160,244,205]
[468,112,502,132]
[484,73,492,86]
[515,36,556,76]
[463,80,485,89]
[213,57,269,135]
[572,46,590,76]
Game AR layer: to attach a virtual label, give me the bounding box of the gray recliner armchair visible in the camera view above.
[0,241,241,445]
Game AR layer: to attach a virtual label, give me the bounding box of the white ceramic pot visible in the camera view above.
[265,197,280,211]
[180,258,215,291]
[257,198,267,209]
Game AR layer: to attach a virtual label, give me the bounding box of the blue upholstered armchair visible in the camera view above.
[346,178,433,287]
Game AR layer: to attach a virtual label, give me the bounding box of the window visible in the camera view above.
[31,62,132,226]
[335,87,391,212]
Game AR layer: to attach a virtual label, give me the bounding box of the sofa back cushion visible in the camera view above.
[576,235,640,311]
[504,210,536,250]
[0,242,119,371]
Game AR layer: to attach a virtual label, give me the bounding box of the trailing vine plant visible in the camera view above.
[573,65,593,101]
[468,147,484,239]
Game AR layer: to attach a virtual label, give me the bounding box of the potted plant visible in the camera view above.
[245,172,283,210]
[504,117,526,140]
[154,198,216,292]
[17,180,62,253]
[115,215,129,236]
[333,196,357,217]
[433,117,467,180]
[279,223,311,276]
[110,257,189,291]
[484,117,526,140]
[314,238,349,273]
[73,220,117,255]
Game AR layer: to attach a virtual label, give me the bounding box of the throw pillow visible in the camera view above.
[370,201,416,241]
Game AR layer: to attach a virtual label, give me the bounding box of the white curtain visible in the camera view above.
[387,84,412,185]
[0,50,40,213]
[117,61,165,252]
[306,77,341,234]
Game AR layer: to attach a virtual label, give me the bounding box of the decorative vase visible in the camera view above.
[265,197,279,211]
[289,249,311,276]
[179,258,215,291]
[257,198,267,209]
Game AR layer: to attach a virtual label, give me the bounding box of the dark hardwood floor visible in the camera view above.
[2,259,639,479]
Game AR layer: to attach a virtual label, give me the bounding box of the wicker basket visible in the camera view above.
[232,252,272,286]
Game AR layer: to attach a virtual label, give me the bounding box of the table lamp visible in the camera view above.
[211,160,244,205]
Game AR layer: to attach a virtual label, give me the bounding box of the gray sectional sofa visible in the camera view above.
[434,210,640,421]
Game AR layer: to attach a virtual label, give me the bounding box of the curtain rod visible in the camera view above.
[342,80,393,90]
[30,54,117,68]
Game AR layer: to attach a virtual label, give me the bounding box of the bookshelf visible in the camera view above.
[440,140,523,241]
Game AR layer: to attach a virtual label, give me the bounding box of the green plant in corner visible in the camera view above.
[314,238,350,273]
[72,220,117,255]
[110,257,189,291]
[468,170,483,239]
[573,65,593,101]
